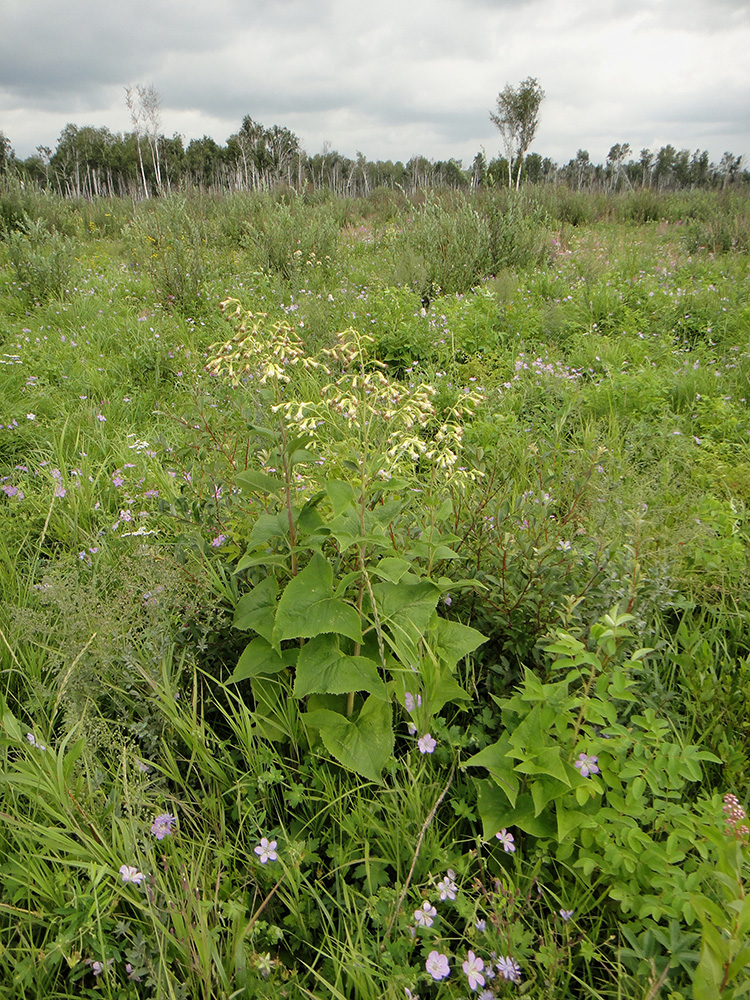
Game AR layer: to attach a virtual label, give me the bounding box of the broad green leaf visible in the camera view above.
[476,782,555,839]
[556,806,597,841]
[531,775,569,816]
[325,480,356,515]
[235,469,286,496]
[229,637,298,682]
[249,512,288,547]
[233,576,279,643]
[290,448,318,466]
[372,557,412,584]
[374,580,440,650]
[303,695,394,783]
[422,660,471,714]
[433,618,487,668]
[514,747,570,785]
[465,734,519,807]
[327,509,361,551]
[234,552,289,574]
[294,634,386,700]
[274,553,362,647]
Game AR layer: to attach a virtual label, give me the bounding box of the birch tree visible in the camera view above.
[490,77,545,189]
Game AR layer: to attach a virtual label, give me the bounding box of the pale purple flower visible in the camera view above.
[495,828,515,853]
[496,956,522,982]
[425,950,450,981]
[404,691,421,712]
[475,918,486,931]
[126,963,142,981]
[404,989,420,1000]
[437,870,457,900]
[91,958,114,976]
[418,733,436,754]
[560,909,574,922]
[478,991,494,1000]
[150,812,176,840]
[26,732,46,751]
[443,593,452,606]
[211,534,227,547]
[407,721,417,735]
[96,414,106,422]
[462,950,485,991]
[254,837,278,863]
[574,753,600,778]
[119,865,144,885]
[414,901,437,927]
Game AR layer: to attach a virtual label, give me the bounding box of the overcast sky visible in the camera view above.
[2,0,749,167]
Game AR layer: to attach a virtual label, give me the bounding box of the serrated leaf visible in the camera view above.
[229,637,298,682]
[274,553,362,646]
[302,695,394,782]
[233,576,278,643]
[294,634,386,700]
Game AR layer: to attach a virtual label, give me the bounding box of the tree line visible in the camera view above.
[0,82,747,199]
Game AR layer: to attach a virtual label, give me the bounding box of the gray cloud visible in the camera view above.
[2,0,748,164]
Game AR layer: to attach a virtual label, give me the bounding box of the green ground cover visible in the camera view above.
[0,186,749,999]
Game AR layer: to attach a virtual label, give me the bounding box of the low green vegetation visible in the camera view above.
[0,183,749,999]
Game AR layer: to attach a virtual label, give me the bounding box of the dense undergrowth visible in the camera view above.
[0,183,749,999]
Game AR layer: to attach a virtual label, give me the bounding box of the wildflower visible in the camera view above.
[425,950,450,981]
[256,953,273,977]
[462,950,485,991]
[119,865,144,885]
[478,991,494,1000]
[437,870,457,901]
[255,837,278,863]
[723,793,749,838]
[574,753,600,778]
[150,812,176,840]
[26,732,46,751]
[126,963,142,981]
[407,722,417,736]
[475,918,486,931]
[443,593,452,606]
[495,828,515,853]
[496,955,522,982]
[211,533,227,547]
[91,958,114,976]
[560,909,574,921]
[96,414,106,422]
[26,413,35,420]
[404,691,422,712]
[418,733,436,754]
[414,900,437,927]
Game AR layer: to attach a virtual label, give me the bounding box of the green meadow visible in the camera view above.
[1,184,749,999]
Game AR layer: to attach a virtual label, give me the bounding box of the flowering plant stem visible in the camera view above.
[381,758,457,946]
